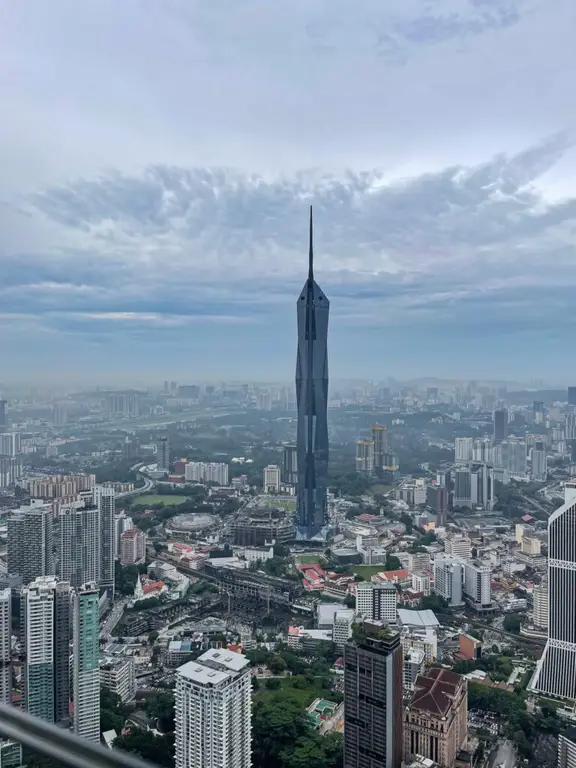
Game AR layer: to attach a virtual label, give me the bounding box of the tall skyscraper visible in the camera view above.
[73,584,100,742]
[94,485,115,599]
[281,444,298,485]
[21,577,71,726]
[7,502,54,585]
[0,588,20,768]
[355,440,375,473]
[493,409,508,444]
[295,208,329,540]
[175,648,251,768]
[372,425,388,469]
[530,481,576,698]
[58,501,100,587]
[344,620,403,768]
[156,436,170,473]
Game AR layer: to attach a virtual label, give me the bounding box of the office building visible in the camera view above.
[0,433,21,457]
[530,481,576,698]
[100,656,136,703]
[120,527,146,565]
[21,577,71,726]
[281,444,298,485]
[263,465,281,493]
[73,584,100,742]
[344,620,403,768]
[295,208,329,541]
[7,502,54,585]
[332,609,355,648]
[533,579,548,631]
[372,425,388,469]
[355,439,375,473]
[156,436,170,473]
[403,648,425,692]
[433,556,464,607]
[426,483,448,527]
[185,462,229,486]
[531,442,548,481]
[558,730,576,768]
[175,648,251,768]
[114,511,134,559]
[404,669,468,767]
[454,437,473,464]
[444,535,472,560]
[463,561,492,608]
[493,409,508,444]
[58,501,100,588]
[95,485,115,599]
[356,581,398,623]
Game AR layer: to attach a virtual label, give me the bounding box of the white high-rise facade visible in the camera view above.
[530,481,576,697]
[73,584,101,742]
[185,462,229,486]
[175,648,251,768]
[454,438,473,464]
[433,556,464,607]
[444,535,472,560]
[533,580,548,631]
[263,465,281,492]
[355,581,397,623]
[114,511,134,559]
[95,485,115,599]
[463,561,492,607]
[58,501,100,587]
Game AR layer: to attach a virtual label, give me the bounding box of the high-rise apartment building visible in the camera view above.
[403,669,468,767]
[0,401,6,433]
[263,465,281,493]
[0,589,11,705]
[95,485,115,599]
[281,444,298,485]
[0,456,22,488]
[454,437,473,464]
[558,730,576,768]
[28,474,96,500]
[295,208,329,541]
[156,436,170,473]
[106,392,139,417]
[332,609,355,648]
[453,464,494,510]
[58,500,100,588]
[7,501,54,585]
[0,433,21,457]
[356,582,398,624]
[372,425,388,469]
[493,409,508,444]
[185,462,229,485]
[355,440,375,474]
[344,620,403,768]
[530,481,576,698]
[533,579,548,631]
[21,577,71,726]
[73,584,100,742]
[175,648,251,768]
[120,528,146,565]
[434,556,464,607]
[463,561,492,608]
[531,442,548,481]
[114,511,134,559]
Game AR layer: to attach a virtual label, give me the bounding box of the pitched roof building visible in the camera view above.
[403,668,468,768]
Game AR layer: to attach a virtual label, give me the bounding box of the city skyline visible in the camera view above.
[1,2,576,379]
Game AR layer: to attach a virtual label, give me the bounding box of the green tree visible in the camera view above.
[145,692,175,733]
[114,730,175,767]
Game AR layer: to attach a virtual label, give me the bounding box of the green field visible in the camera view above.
[254,676,332,707]
[350,565,387,579]
[272,499,297,511]
[136,494,191,507]
[298,555,324,565]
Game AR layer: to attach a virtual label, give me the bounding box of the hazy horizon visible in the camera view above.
[1,1,575,379]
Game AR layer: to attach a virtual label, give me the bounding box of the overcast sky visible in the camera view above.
[1,0,575,384]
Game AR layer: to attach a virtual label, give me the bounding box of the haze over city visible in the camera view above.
[1,1,576,381]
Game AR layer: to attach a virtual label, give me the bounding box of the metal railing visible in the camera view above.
[0,703,155,768]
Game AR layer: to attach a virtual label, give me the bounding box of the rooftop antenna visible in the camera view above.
[308,205,314,280]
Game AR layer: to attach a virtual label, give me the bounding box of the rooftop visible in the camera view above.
[409,668,464,718]
[397,609,440,628]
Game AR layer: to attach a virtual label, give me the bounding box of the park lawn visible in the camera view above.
[136,494,191,507]
[254,676,329,707]
[350,565,387,579]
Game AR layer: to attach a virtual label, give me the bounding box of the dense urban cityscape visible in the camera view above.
[1,213,576,767]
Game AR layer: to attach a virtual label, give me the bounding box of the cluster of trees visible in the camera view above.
[503,613,524,634]
[114,562,147,597]
[114,730,175,767]
[453,654,515,682]
[468,683,561,758]
[252,694,342,768]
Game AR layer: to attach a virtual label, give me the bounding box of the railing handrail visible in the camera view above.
[0,703,156,768]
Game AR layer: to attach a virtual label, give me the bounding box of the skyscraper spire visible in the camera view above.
[308,205,314,280]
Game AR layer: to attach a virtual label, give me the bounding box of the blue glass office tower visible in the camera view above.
[295,207,329,540]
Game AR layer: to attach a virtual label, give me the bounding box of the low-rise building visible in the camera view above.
[100,656,136,703]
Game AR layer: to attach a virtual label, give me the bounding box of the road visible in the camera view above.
[487,739,517,768]
[116,464,154,499]
[100,600,127,639]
